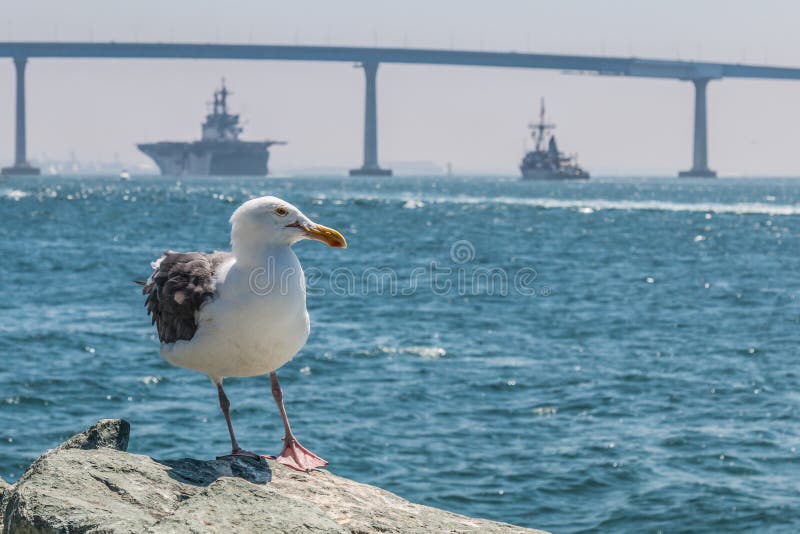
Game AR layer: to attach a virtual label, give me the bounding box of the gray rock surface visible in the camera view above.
[56,418,130,452]
[0,476,7,533]
[2,420,546,533]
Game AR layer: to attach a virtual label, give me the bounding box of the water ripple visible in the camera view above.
[1,175,799,532]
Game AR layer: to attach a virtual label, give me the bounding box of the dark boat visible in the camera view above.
[138,80,284,176]
[520,99,589,180]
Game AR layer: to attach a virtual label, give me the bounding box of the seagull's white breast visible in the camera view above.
[160,246,310,381]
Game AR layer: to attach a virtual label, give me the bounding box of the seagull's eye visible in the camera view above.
[275,206,289,217]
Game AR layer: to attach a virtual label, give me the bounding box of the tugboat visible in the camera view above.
[520,99,589,180]
[138,80,284,176]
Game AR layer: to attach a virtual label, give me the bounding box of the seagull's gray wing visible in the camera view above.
[142,250,232,344]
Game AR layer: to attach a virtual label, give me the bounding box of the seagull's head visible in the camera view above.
[230,196,347,255]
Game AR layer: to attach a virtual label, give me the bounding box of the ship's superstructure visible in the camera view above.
[138,81,284,176]
[520,99,589,180]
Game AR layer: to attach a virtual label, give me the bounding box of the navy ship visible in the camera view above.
[520,99,589,180]
[138,81,284,176]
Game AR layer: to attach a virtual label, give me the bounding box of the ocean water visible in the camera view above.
[1,175,799,533]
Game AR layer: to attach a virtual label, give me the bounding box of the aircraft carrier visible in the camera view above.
[138,81,284,176]
[520,99,589,180]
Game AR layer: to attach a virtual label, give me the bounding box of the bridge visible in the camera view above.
[3,42,800,177]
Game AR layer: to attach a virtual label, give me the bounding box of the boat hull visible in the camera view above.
[520,167,590,180]
[138,141,273,176]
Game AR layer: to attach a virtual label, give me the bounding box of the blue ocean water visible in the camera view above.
[1,175,799,533]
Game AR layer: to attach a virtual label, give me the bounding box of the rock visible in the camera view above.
[56,418,130,452]
[2,420,546,534]
[0,476,7,532]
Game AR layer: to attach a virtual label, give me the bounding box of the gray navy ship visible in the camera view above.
[138,81,284,176]
[520,99,589,180]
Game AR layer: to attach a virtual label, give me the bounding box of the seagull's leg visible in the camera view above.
[215,382,259,460]
[266,371,328,472]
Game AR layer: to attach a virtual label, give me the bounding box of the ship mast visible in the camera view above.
[202,78,242,141]
[218,78,229,115]
[212,78,230,116]
[528,97,555,152]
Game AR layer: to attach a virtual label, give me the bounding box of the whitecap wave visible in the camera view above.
[379,345,447,359]
[435,195,800,216]
[1,189,29,201]
[402,199,425,209]
[349,193,800,216]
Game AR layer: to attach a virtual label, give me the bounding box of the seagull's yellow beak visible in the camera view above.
[302,223,347,248]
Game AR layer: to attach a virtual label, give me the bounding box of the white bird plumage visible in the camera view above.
[142,195,346,471]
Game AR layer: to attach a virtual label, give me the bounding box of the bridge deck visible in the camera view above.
[1,42,800,80]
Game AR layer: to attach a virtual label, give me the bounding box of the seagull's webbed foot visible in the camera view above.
[216,447,262,461]
[267,437,328,472]
[266,372,328,472]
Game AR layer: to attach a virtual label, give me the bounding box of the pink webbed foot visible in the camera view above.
[268,438,328,472]
[216,448,261,461]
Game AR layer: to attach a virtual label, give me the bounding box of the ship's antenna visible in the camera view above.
[219,77,228,115]
[537,98,546,152]
[540,97,545,124]
[529,97,555,153]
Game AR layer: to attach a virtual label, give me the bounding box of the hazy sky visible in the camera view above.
[2,0,800,175]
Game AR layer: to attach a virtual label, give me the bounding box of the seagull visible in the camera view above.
[140,196,346,472]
